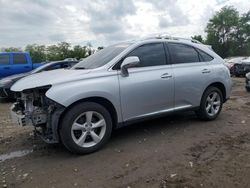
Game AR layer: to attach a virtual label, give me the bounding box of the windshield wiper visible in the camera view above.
[74,67,86,70]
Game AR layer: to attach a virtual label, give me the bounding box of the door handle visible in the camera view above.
[161,73,172,79]
[202,69,211,74]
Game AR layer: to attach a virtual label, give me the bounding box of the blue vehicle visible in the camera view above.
[0,60,79,99]
[0,52,42,78]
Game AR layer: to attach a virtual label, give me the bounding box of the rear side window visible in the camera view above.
[13,54,27,64]
[197,49,214,62]
[168,43,199,64]
[127,43,167,67]
[0,54,10,65]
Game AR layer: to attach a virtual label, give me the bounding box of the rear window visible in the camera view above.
[0,54,10,65]
[168,43,200,64]
[13,54,27,64]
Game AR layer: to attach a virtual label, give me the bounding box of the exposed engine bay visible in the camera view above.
[10,86,65,143]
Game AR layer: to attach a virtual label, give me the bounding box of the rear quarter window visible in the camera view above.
[197,49,214,62]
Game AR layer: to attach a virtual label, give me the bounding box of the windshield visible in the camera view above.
[73,43,132,69]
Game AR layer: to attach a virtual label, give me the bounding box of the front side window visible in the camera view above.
[127,43,167,67]
[0,54,10,65]
[168,43,199,64]
[13,54,27,64]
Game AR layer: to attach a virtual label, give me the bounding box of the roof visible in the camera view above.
[142,34,202,44]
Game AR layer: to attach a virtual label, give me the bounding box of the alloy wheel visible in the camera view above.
[205,91,221,116]
[71,111,106,148]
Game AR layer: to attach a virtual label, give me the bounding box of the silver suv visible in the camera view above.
[10,36,232,154]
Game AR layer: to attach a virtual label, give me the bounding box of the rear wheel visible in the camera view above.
[60,102,112,154]
[196,87,223,121]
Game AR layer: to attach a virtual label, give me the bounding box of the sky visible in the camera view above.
[0,0,249,48]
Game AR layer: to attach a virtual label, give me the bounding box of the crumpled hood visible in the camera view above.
[11,69,91,92]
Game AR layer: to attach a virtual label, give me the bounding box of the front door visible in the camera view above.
[118,43,174,121]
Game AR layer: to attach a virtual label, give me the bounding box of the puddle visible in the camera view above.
[0,149,33,162]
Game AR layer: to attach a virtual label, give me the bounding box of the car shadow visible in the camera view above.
[111,111,198,141]
[31,111,200,157]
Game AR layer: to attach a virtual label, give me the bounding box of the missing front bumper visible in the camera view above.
[10,104,32,126]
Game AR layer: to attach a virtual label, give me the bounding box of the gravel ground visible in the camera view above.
[0,77,250,188]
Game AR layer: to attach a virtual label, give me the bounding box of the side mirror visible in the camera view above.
[121,56,140,77]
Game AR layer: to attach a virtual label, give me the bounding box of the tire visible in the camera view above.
[60,102,113,154]
[196,87,223,121]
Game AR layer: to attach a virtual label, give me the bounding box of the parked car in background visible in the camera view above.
[233,57,250,77]
[0,60,78,99]
[0,52,43,79]
[241,57,250,74]
[246,72,250,92]
[224,56,248,76]
[10,35,232,154]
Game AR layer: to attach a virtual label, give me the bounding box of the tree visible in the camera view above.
[57,42,71,59]
[205,6,250,58]
[1,47,22,52]
[46,45,60,61]
[70,45,88,59]
[25,44,46,63]
[191,35,204,43]
[235,11,250,55]
[86,42,94,56]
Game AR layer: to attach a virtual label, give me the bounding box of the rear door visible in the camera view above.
[0,53,11,78]
[12,53,32,74]
[167,42,214,109]
[118,43,174,121]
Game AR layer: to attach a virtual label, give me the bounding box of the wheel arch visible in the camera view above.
[205,82,226,102]
[58,96,118,131]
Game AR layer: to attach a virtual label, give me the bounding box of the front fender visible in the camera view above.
[45,73,123,122]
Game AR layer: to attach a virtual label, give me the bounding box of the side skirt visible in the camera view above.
[116,106,199,128]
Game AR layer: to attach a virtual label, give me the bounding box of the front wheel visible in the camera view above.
[196,87,223,121]
[60,102,112,154]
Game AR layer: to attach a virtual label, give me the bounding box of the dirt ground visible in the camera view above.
[0,77,250,188]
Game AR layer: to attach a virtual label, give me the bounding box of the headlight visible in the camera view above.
[0,79,12,86]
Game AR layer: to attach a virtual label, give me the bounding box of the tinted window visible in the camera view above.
[127,43,166,67]
[168,43,199,64]
[0,54,10,65]
[197,49,214,62]
[13,54,27,64]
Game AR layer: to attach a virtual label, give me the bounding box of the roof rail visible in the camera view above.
[143,33,203,44]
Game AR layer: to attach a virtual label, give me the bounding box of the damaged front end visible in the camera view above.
[10,85,65,143]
